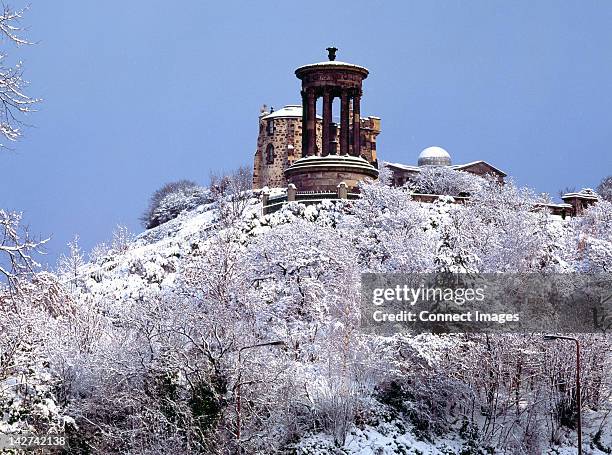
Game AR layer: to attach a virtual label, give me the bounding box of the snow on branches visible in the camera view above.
[0,5,39,146]
[2,175,610,453]
[0,209,48,293]
[409,166,484,196]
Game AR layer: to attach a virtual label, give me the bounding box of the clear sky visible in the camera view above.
[2,0,612,267]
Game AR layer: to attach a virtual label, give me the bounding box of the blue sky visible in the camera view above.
[2,1,612,266]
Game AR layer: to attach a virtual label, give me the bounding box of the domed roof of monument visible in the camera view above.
[418,146,452,166]
[261,105,322,120]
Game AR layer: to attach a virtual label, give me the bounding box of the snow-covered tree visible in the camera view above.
[348,179,438,272]
[409,166,484,196]
[141,180,211,229]
[57,235,85,291]
[439,178,568,272]
[575,199,612,272]
[596,175,612,202]
[3,168,610,454]
[0,5,39,147]
[210,166,253,224]
[0,209,48,293]
[110,224,134,254]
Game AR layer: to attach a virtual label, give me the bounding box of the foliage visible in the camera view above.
[0,209,48,293]
[2,178,611,453]
[596,175,612,202]
[141,180,211,229]
[0,5,39,147]
[209,165,253,224]
[57,235,85,291]
[408,166,484,196]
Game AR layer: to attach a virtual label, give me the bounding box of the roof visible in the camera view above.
[295,61,369,75]
[562,188,599,200]
[384,160,506,177]
[535,203,573,209]
[451,161,507,177]
[261,105,322,120]
[384,162,420,172]
[419,146,450,159]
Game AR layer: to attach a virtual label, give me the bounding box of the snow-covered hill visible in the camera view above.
[3,179,611,454]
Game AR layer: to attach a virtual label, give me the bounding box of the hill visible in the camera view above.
[1,178,611,454]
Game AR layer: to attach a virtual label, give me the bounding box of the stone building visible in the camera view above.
[561,188,599,216]
[252,48,381,190]
[252,50,598,218]
[252,105,322,189]
[385,146,507,187]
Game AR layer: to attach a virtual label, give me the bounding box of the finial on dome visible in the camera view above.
[326,47,338,61]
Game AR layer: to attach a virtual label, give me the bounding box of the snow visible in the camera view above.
[385,161,421,172]
[295,423,464,454]
[419,146,450,159]
[296,61,369,73]
[562,188,599,200]
[262,104,323,120]
[3,179,610,454]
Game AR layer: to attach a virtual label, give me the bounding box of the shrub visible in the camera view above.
[596,175,612,202]
[141,180,211,229]
[209,165,253,223]
[409,166,483,196]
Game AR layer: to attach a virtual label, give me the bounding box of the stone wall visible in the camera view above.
[253,115,322,189]
[359,116,380,164]
[253,112,380,189]
[287,167,375,192]
[285,155,379,193]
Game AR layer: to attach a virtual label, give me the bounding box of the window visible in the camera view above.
[266,119,274,135]
[265,144,275,164]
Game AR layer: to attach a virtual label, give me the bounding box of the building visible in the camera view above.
[385,146,507,187]
[252,105,322,189]
[253,48,381,191]
[561,188,599,216]
[253,50,599,218]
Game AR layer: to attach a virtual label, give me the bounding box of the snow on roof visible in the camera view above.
[562,188,599,200]
[384,161,420,172]
[261,105,322,120]
[535,202,573,208]
[290,154,376,171]
[451,160,507,176]
[385,160,507,176]
[295,61,369,73]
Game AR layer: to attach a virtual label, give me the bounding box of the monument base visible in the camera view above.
[284,155,378,193]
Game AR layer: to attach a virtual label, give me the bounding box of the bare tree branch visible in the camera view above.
[0,209,48,294]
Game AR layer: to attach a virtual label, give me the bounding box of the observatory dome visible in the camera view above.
[418,146,451,166]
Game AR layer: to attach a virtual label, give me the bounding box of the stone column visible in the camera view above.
[340,90,350,155]
[306,89,317,156]
[301,90,308,158]
[322,90,333,156]
[352,92,361,157]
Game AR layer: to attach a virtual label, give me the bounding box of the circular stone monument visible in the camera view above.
[284,48,379,193]
[284,155,379,193]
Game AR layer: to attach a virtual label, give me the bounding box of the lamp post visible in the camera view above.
[235,340,285,453]
[543,335,582,455]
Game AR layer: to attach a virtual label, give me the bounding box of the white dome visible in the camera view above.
[418,146,451,166]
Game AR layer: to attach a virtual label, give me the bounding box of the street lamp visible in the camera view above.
[235,340,286,453]
[543,335,582,455]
